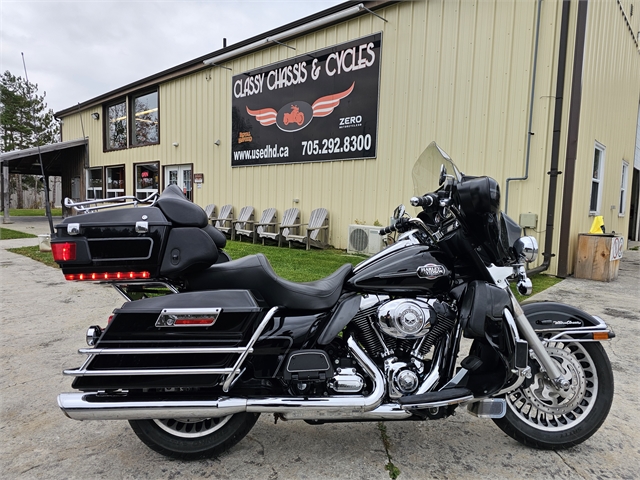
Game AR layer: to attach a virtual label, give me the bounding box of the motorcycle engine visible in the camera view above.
[349,295,457,399]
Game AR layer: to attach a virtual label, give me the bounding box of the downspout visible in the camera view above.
[528,0,572,275]
[557,0,589,277]
[504,0,543,215]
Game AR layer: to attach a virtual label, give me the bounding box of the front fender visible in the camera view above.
[521,301,615,340]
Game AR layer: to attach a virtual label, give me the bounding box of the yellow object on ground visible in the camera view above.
[589,216,605,234]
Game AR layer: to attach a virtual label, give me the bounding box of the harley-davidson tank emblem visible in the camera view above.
[246,82,355,133]
[416,263,446,280]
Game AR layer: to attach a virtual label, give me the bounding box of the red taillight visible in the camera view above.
[175,318,216,325]
[64,271,151,281]
[52,242,76,262]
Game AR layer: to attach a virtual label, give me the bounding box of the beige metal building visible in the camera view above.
[49,0,639,276]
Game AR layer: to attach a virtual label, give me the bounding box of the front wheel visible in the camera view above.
[493,341,613,449]
[129,412,259,460]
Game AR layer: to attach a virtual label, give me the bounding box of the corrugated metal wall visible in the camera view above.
[563,0,640,271]
[60,0,640,275]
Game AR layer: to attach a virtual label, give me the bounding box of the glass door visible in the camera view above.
[164,165,193,201]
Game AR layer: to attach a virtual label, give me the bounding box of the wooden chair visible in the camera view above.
[211,204,233,237]
[285,208,330,250]
[231,206,255,241]
[250,208,278,244]
[204,204,216,221]
[259,207,300,246]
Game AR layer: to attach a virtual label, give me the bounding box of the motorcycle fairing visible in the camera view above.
[186,253,353,311]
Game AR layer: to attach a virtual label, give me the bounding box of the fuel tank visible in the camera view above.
[347,244,451,295]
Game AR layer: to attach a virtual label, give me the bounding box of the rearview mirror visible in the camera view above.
[392,204,406,220]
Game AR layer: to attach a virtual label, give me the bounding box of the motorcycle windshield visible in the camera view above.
[411,142,462,196]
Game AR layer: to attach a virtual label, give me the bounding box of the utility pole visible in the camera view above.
[2,162,11,224]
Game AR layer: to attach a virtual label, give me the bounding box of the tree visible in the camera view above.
[0,70,60,209]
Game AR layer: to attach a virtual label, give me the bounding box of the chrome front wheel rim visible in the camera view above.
[505,342,598,432]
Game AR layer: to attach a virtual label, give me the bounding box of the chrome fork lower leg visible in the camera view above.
[507,290,570,391]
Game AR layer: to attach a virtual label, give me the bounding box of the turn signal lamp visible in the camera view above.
[52,242,76,262]
[64,271,151,281]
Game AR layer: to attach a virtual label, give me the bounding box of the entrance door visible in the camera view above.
[164,165,192,201]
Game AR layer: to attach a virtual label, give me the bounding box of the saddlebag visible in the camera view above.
[69,290,262,391]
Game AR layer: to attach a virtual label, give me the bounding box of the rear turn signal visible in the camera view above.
[52,242,76,262]
[64,271,151,281]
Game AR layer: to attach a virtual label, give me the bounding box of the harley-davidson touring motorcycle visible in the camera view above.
[55,142,614,459]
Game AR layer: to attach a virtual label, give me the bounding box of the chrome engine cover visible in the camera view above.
[377,298,435,339]
[328,368,365,393]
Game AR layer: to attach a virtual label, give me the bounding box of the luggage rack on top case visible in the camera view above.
[64,192,159,214]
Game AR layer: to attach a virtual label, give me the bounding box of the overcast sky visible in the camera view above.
[1,0,344,114]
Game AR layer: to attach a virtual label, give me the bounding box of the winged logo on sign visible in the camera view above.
[246,82,355,132]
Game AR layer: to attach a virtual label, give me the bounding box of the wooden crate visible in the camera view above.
[574,234,622,282]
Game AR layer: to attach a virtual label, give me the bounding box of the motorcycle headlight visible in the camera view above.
[513,236,538,263]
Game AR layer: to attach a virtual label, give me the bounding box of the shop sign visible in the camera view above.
[231,33,381,166]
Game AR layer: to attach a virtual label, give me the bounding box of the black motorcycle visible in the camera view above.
[55,142,614,459]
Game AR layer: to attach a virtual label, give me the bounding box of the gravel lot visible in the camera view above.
[1,218,638,479]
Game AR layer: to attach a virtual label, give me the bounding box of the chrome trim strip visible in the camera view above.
[63,367,233,377]
[545,330,613,342]
[155,308,222,327]
[223,306,279,392]
[78,347,250,355]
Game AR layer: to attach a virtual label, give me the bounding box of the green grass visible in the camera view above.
[224,240,366,282]
[511,273,563,300]
[0,228,37,240]
[0,208,62,217]
[6,246,58,268]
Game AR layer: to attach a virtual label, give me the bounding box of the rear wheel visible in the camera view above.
[493,341,613,449]
[129,413,259,460]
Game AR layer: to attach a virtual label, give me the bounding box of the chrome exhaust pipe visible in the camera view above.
[58,337,386,421]
[57,394,247,421]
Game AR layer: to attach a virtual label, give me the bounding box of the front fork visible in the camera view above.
[489,264,570,392]
[506,289,571,391]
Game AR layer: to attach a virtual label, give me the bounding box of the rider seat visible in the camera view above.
[185,253,353,311]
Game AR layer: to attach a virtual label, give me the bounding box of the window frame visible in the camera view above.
[105,164,126,200]
[86,167,104,200]
[104,98,128,152]
[134,161,160,201]
[589,142,605,216]
[129,89,160,148]
[619,161,629,217]
[102,87,160,151]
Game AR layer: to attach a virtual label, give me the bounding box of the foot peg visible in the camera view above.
[398,387,474,409]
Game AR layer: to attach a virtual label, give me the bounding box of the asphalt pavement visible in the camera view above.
[1,217,638,479]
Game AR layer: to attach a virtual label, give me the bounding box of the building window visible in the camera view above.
[103,88,159,151]
[619,161,629,216]
[106,165,125,198]
[132,91,159,146]
[135,162,159,200]
[106,100,127,150]
[86,167,103,200]
[589,143,605,215]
